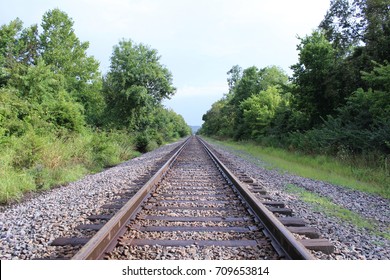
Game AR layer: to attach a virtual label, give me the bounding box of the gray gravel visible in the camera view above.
[1,137,389,260]
[107,137,277,260]
[207,140,390,260]
[0,140,184,260]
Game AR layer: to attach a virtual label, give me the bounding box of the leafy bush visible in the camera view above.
[11,131,44,170]
[146,139,159,152]
[0,129,142,203]
[134,132,150,153]
[0,88,29,137]
[90,132,119,168]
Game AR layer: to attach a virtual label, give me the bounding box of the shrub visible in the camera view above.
[134,132,150,153]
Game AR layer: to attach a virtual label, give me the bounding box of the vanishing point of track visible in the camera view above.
[52,136,333,260]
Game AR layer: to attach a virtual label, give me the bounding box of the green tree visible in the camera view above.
[320,0,365,55]
[361,62,390,130]
[319,0,390,98]
[0,19,24,66]
[268,91,309,137]
[39,9,103,125]
[229,65,289,139]
[8,59,85,133]
[153,107,191,140]
[201,65,289,140]
[0,87,29,137]
[240,86,283,139]
[201,98,228,137]
[362,0,390,63]
[0,19,39,86]
[103,39,175,129]
[227,65,242,91]
[291,31,339,127]
[229,66,261,107]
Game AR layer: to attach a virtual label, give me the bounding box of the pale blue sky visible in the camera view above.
[1,0,330,125]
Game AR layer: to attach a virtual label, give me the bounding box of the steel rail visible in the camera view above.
[197,136,315,260]
[72,135,314,260]
[71,137,191,260]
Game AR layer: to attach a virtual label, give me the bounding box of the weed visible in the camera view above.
[285,184,389,240]
[0,129,139,204]
[205,137,390,199]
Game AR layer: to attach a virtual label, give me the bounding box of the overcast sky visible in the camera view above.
[1,0,330,126]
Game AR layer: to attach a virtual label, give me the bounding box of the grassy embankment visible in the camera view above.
[205,137,390,239]
[0,130,150,204]
[205,138,390,199]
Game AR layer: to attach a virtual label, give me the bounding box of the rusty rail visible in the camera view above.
[72,136,316,260]
[71,137,190,260]
[198,137,315,260]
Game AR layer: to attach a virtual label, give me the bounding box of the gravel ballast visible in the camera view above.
[0,140,184,260]
[207,141,390,260]
[1,137,389,260]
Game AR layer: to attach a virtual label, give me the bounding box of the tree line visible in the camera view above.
[200,0,390,167]
[0,9,190,202]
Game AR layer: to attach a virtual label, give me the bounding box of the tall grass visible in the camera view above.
[206,138,390,199]
[0,129,140,204]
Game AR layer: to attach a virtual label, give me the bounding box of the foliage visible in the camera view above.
[0,87,29,137]
[0,18,39,65]
[40,9,104,126]
[319,0,365,54]
[199,66,291,140]
[200,98,234,138]
[102,38,189,151]
[224,65,289,140]
[200,0,390,192]
[206,137,390,199]
[0,9,190,203]
[103,39,176,129]
[240,86,283,139]
[0,129,140,203]
[133,107,191,153]
[134,132,152,153]
[290,31,340,126]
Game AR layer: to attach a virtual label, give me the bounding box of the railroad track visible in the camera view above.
[51,136,333,260]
